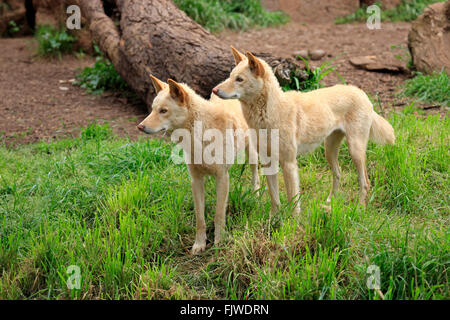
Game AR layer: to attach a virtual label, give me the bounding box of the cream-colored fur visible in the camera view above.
[214,48,395,212]
[138,75,260,254]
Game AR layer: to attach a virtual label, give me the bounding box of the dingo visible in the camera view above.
[213,47,395,212]
[138,75,260,254]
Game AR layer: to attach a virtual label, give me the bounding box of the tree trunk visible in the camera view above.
[77,0,301,111]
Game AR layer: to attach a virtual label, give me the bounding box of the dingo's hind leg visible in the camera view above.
[346,131,370,206]
[325,130,345,205]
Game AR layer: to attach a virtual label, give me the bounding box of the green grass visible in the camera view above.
[0,113,449,299]
[173,0,289,32]
[35,25,76,58]
[401,71,450,107]
[335,0,447,24]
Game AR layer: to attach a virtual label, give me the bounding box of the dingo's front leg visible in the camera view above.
[251,163,261,192]
[281,160,301,214]
[264,166,281,214]
[191,174,206,254]
[214,171,229,245]
[246,138,261,192]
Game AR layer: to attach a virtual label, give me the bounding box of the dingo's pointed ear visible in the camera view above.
[150,74,167,93]
[246,51,265,77]
[168,79,188,105]
[231,46,246,65]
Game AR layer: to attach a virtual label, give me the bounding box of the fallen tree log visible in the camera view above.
[76,0,301,111]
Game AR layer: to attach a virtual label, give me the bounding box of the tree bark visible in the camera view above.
[77,0,301,111]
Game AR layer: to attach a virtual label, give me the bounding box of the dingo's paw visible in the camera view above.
[214,236,222,246]
[252,181,261,193]
[191,241,206,255]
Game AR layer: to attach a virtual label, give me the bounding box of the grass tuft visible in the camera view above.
[173,0,289,32]
[283,57,345,92]
[35,25,76,58]
[401,71,449,107]
[74,56,131,95]
[80,122,112,141]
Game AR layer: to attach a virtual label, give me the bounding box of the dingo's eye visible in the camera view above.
[236,76,244,82]
[160,109,168,114]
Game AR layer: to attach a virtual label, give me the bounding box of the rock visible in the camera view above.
[349,55,406,73]
[309,49,326,61]
[293,49,326,61]
[408,2,450,75]
[349,56,377,66]
[293,50,309,60]
[363,63,404,73]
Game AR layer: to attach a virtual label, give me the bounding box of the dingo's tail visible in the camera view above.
[370,112,395,145]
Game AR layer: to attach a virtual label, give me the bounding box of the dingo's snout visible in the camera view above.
[137,124,145,132]
[212,87,240,100]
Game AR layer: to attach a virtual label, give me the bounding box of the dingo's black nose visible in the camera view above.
[137,124,145,132]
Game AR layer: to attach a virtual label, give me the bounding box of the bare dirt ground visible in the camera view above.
[0,37,148,146]
[0,21,429,147]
